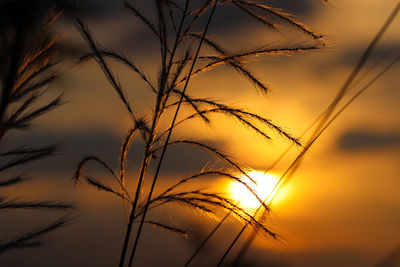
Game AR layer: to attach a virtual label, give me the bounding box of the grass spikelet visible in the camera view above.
[144,221,191,239]
[85,176,127,200]
[0,199,74,211]
[0,175,29,187]
[0,215,72,255]
[235,0,323,40]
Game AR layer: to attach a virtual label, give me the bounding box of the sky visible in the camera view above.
[1,0,400,266]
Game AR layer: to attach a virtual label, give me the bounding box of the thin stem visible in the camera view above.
[216,225,246,267]
[306,1,400,146]
[127,1,219,266]
[231,227,255,266]
[232,55,397,265]
[118,1,191,266]
[184,202,239,267]
[215,4,400,265]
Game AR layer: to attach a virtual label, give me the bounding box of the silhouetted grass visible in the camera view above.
[72,0,324,266]
[0,0,73,255]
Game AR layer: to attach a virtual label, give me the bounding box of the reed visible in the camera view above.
[72,0,324,266]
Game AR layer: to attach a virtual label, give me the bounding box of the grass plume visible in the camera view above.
[0,0,73,255]
[72,0,324,266]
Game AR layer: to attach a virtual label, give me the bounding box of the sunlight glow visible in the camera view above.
[229,171,280,211]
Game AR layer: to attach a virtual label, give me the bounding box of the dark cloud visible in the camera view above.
[337,130,400,151]
[309,41,400,80]
[54,0,122,17]
[196,0,317,33]
[1,129,219,175]
[335,42,400,67]
[62,0,316,19]
[268,0,316,16]
[60,0,318,41]
[149,142,220,175]
[47,0,321,59]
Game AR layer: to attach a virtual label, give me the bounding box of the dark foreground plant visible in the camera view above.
[0,0,73,255]
[72,0,324,266]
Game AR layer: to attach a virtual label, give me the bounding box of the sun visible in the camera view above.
[229,171,280,211]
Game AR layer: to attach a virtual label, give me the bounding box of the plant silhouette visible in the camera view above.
[72,0,324,266]
[0,0,73,254]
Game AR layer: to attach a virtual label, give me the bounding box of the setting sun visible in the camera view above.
[2,1,399,266]
[229,171,280,211]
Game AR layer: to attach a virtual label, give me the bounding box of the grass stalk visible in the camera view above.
[118,1,192,266]
[215,3,400,265]
[126,1,220,266]
[232,53,400,266]
[184,202,238,267]
[74,1,327,265]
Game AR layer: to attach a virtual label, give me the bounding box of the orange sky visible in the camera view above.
[2,1,400,266]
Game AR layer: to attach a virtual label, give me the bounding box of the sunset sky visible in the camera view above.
[1,0,399,266]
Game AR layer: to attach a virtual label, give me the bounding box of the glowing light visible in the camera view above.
[229,171,280,210]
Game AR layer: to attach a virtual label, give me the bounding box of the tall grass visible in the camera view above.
[72,0,324,266]
[0,0,73,254]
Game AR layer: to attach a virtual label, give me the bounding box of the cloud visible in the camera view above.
[337,129,400,151]
[65,0,316,20]
[1,129,219,175]
[334,42,400,67]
